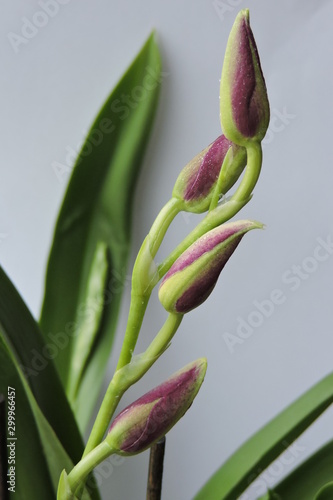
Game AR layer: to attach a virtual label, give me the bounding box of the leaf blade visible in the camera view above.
[258,440,333,500]
[67,242,109,401]
[0,265,84,464]
[0,335,55,499]
[194,371,333,500]
[1,318,99,499]
[39,32,162,430]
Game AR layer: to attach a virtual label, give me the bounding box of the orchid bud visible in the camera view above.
[158,220,262,314]
[220,9,270,145]
[172,135,246,213]
[107,358,207,455]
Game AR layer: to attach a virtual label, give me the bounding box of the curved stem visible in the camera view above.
[149,198,184,257]
[83,378,125,459]
[67,441,115,494]
[115,199,183,373]
[232,141,262,203]
[122,313,183,387]
[82,198,182,460]
[141,314,183,371]
[116,293,150,371]
[158,141,262,277]
[83,314,183,459]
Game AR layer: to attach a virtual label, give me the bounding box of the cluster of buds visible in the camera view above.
[158,9,269,316]
[61,10,270,496]
[110,7,270,453]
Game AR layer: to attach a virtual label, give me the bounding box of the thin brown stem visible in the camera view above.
[146,437,166,500]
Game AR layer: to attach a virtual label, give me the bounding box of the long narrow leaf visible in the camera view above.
[315,482,333,500]
[257,439,333,499]
[194,371,333,500]
[0,334,96,500]
[0,336,54,499]
[67,242,109,402]
[39,32,162,431]
[0,265,83,464]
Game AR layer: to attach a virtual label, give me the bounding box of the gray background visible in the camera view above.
[1,0,333,498]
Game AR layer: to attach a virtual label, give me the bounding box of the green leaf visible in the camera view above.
[315,482,333,500]
[0,336,55,499]
[0,265,83,465]
[57,471,76,500]
[67,242,109,402]
[257,440,333,500]
[194,371,333,500]
[1,335,96,500]
[39,32,162,431]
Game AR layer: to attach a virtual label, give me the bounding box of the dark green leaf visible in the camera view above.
[67,242,109,402]
[0,335,54,499]
[194,371,333,500]
[1,335,96,499]
[39,32,162,431]
[315,482,333,500]
[0,265,83,464]
[257,440,333,500]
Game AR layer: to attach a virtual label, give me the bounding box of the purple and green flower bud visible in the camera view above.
[106,358,207,455]
[220,9,270,145]
[158,219,263,314]
[172,135,246,213]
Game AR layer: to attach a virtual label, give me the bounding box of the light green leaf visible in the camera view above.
[57,471,76,500]
[57,470,92,500]
[0,265,83,465]
[0,270,99,498]
[67,242,109,402]
[1,334,74,488]
[39,32,162,431]
[194,371,333,500]
[315,482,333,500]
[1,336,96,499]
[0,335,54,499]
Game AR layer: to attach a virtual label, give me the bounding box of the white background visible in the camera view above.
[1,1,333,499]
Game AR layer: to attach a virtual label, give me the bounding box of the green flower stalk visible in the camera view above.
[172,134,246,213]
[220,9,270,146]
[159,220,263,313]
[63,359,207,496]
[65,11,269,499]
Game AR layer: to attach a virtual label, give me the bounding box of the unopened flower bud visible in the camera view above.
[172,135,246,213]
[158,220,262,314]
[220,9,270,145]
[107,358,207,455]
